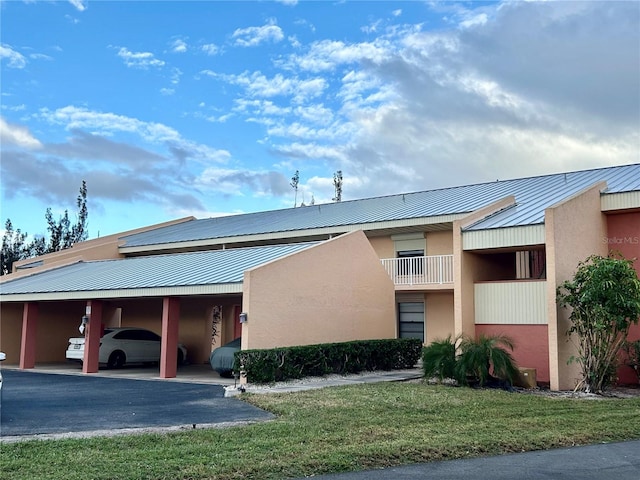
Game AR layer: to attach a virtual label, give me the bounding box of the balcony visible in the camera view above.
[381,255,454,286]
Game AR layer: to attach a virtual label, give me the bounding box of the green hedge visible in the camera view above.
[235,338,423,384]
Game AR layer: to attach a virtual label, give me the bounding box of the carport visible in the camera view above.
[1,230,398,380]
[0,243,316,378]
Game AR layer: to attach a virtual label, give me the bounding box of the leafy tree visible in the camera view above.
[332,170,342,202]
[290,170,299,207]
[557,254,640,393]
[1,181,88,275]
[1,220,30,275]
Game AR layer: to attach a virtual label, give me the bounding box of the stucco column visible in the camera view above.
[160,297,180,379]
[83,300,103,374]
[19,302,38,369]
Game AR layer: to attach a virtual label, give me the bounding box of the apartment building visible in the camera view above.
[1,164,638,389]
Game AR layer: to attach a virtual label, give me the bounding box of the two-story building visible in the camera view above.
[1,163,639,390]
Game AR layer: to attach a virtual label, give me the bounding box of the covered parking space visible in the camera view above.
[1,230,399,380]
[0,243,315,378]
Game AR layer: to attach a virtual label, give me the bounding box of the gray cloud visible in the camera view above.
[46,130,166,167]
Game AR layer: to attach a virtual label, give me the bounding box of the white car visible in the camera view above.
[66,327,187,369]
[0,351,5,392]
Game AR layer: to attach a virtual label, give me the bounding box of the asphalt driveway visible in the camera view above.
[0,370,273,440]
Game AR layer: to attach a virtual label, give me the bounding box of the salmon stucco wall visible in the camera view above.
[475,324,550,384]
[425,292,455,344]
[426,230,454,256]
[7,217,194,278]
[242,230,396,350]
[367,235,394,260]
[454,197,517,341]
[545,182,608,390]
[607,211,640,385]
[0,302,26,363]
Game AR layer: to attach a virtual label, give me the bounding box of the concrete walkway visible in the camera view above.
[2,363,424,393]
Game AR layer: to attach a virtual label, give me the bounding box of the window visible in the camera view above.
[516,250,546,279]
[397,249,424,276]
[398,302,424,341]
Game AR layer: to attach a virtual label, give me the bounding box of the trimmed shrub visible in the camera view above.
[422,336,457,381]
[456,334,518,387]
[421,334,519,388]
[235,338,423,384]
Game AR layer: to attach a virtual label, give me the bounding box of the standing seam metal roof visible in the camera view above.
[120,164,640,246]
[0,242,318,295]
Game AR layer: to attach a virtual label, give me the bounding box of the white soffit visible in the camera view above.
[462,225,546,251]
[601,191,640,211]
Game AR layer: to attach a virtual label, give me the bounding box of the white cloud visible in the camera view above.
[459,13,488,29]
[0,44,27,68]
[202,43,219,55]
[228,72,327,103]
[285,39,392,72]
[68,0,86,12]
[232,19,284,47]
[170,38,187,53]
[116,47,165,69]
[160,88,175,96]
[0,117,43,149]
[29,53,54,61]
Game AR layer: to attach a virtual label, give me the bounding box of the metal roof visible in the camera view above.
[0,242,317,298]
[120,163,640,247]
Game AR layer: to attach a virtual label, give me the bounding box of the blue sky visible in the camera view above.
[1,1,639,239]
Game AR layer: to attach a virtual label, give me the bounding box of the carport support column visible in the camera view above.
[83,300,103,374]
[160,297,180,379]
[19,302,38,369]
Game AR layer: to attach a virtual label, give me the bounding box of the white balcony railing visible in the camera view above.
[381,255,454,286]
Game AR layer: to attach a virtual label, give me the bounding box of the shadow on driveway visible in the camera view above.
[0,370,273,441]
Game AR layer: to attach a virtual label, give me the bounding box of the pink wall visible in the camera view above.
[475,324,550,384]
[607,211,640,385]
[242,230,396,350]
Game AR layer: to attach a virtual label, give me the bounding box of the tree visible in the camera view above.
[557,254,640,393]
[332,170,342,202]
[1,220,30,275]
[0,181,89,275]
[44,180,88,253]
[290,170,300,207]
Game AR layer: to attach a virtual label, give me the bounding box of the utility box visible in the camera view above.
[514,368,537,389]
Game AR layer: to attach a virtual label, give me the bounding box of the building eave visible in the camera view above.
[119,214,467,255]
[0,282,244,303]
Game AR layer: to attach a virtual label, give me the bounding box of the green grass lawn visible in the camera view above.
[2,382,639,480]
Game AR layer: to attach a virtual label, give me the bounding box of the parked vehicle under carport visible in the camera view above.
[210,338,241,378]
[66,327,187,368]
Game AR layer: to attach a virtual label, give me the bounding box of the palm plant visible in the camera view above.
[422,336,458,381]
[455,334,519,387]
